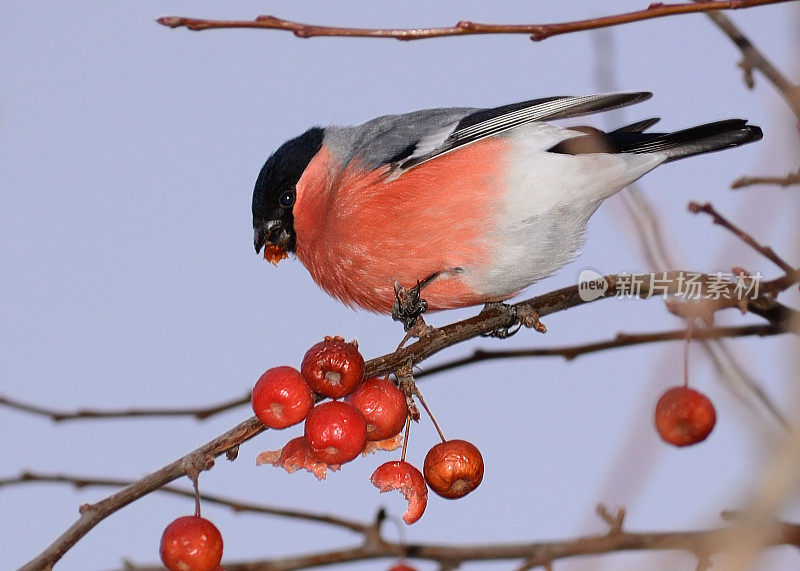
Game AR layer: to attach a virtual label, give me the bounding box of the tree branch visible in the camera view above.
[416,323,786,378]
[698,2,800,119]
[0,392,250,422]
[156,0,792,42]
[0,471,367,534]
[117,514,800,570]
[732,170,800,189]
[688,201,798,277]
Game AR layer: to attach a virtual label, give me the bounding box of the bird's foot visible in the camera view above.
[391,272,440,332]
[392,280,428,331]
[480,302,522,339]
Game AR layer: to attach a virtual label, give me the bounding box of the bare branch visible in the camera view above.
[0,471,368,533]
[698,4,800,119]
[0,392,250,422]
[732,169,800,189]
[416,323,786,378]
[117,517,800,570]
[156,0,792,42]
[688,201,798,277]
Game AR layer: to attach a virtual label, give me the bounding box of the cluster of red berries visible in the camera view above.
[252,335,484,525]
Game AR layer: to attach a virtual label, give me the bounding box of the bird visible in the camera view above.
[252,92,762,321]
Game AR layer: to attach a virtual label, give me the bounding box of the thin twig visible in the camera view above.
[699,4,800,119]
[0,392,250,422]
[156,0,792,42]
[732,170,800,189]
[688,201,797,277]
[416,323,785,378]
[0,471,367,533]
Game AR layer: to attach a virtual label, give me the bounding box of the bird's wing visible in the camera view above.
[391,92,652,173]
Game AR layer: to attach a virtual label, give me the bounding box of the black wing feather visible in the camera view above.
[550,118,763,162]
[398,92,653,171]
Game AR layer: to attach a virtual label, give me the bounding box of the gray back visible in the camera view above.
[323,107,476,170]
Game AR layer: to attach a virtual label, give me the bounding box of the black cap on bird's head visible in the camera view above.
[252,127,325,258]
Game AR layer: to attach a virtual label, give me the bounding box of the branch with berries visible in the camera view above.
[15,260,798,569]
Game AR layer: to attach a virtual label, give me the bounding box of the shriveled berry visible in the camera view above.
[301,336,364,398]
[655,386,716,447]
[304,401,367,464]
[251,366,314,429]
[345,377,408,441]
[160,515,223,571]
[371,460,428,524]
[424,439,484,499]
[256,436,340,480]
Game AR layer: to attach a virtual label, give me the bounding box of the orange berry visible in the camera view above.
[655,386,716,447]
[424,439,484,499]
[160,515,223,571]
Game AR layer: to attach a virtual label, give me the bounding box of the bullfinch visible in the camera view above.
[252,92,761,316]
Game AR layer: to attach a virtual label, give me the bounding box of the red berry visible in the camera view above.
[304,401,367,464]
[424,439,484,499]
[655,386,716,447]
[371,461,428,525]
[251,366,314,429]
[160,515,223,571]
[388,563,418,571]
[301,336,365,398]
[345,377,408,441]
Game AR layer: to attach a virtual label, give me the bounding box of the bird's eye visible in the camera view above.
[278,190,295,208]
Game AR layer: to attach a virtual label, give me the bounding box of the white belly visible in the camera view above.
[464,123,665,298]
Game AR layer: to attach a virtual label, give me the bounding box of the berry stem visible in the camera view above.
[191,473,201,518]
[683,327,693,388]
[415,388,446,443]
[400,415,411,462]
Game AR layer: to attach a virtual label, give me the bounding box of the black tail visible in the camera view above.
[549,119,763,161]
[612,119,763,162]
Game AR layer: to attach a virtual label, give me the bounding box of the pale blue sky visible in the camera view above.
[1,2,798,569]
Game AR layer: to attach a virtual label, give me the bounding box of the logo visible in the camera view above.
[578,269,609,301]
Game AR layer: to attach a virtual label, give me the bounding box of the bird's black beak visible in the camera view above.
[254,225,269,254]
[253,222,295,254]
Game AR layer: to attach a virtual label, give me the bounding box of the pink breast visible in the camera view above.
[293,138,509,313]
